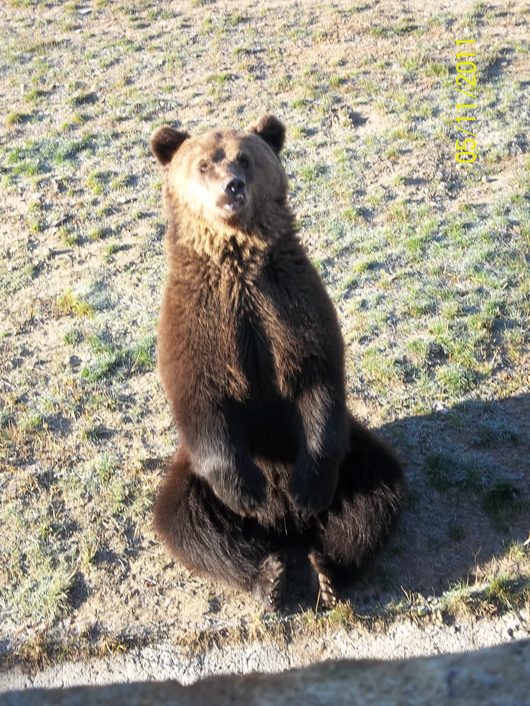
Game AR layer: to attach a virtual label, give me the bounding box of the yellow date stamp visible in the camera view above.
[455,39,477,164]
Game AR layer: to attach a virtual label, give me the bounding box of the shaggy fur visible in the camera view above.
[150,114,405,607]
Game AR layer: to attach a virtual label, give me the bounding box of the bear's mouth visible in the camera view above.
[218,193,247,216]
[217,176,248,219]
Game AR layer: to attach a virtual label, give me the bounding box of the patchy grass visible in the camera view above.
[5,111,34,127]
[482,480,524,529]
[80,333,156,382]
[438,543,530,619]
[0,0,529,672]
[423,451,488,492]
[57,290,94,318]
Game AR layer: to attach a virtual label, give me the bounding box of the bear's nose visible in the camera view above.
[225,178,245,197]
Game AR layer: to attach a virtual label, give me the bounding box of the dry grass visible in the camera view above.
[1,0,529,668]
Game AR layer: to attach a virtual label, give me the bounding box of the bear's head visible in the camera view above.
[150,114,287,229]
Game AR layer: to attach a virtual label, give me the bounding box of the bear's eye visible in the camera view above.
[198,160,209,173]
[237,154,250,169]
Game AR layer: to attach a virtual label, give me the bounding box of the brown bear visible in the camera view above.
[150,114,405,608]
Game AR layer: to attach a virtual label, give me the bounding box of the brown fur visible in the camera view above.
[150,114,405,607]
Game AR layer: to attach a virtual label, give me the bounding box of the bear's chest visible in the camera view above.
[217,265,307,398]
[175,246,312,398]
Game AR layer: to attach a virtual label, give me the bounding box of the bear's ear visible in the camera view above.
[150,125,189,166]
[248,114,285,154]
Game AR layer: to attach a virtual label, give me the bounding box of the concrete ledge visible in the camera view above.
[1,640,528,706]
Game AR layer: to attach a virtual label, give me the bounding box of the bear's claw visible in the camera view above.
[309,551,338,609]
[252,553,285,610]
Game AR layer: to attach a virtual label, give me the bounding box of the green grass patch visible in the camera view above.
[69,91,98,107]
[5,111,33,126]
[486,576,521,610]
[4,132,95,179]
[207,72,232,85]
[482,480,522,527]
[435,365,477,396]
[57,291,94,318]
[361,348,402,393]
[81,333,156,383]
[64,327,84,345]
[423,451,488,492]
[299,164,328,182]
[472,423,520,448]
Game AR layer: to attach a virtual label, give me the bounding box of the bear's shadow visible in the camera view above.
[281,392,529,613]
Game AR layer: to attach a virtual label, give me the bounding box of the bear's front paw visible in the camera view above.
[289,453,339,517]
[210,461,267,516]
[252,553,285,610]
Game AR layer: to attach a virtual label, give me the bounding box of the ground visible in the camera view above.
[0,0,529,687]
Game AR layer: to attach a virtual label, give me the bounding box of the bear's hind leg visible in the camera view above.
[154,448,284,609]
[312,416,405,597]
